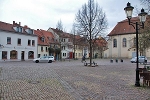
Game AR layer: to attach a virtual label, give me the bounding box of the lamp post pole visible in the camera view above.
[135,22,140,86]
[124,2,147,87]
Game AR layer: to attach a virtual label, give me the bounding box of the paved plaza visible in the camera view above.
[0,59,150,100]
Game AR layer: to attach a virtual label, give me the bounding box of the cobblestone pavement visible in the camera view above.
[0,59,150,100]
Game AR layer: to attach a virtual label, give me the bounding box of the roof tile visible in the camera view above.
[108,16,150,36]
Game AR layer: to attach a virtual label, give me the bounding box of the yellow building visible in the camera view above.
[104,16,150,58]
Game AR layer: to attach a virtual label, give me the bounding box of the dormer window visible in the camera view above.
[13,27,23,33]
[25,29,34,34]
[29,29,33,34]
[18,27,22,32]
[41,37,44,42]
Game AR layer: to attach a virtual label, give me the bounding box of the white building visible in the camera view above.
[48,28,74,59]
[0,21,38,61]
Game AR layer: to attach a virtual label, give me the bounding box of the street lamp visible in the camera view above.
[124,2,147,87]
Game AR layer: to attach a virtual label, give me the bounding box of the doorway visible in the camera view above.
[21,51,24,60]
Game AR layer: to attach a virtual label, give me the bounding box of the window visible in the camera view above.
[16,27,22,32]
[19,27,22,32]
[28,40,31,46]
[113,39,117,47]
[46,47,48,52]
[122,38,127,47]
[63,53,66,57]
[7,37,11,44]
[10,50,17,59]
[41,46,43,52]
[41,37,44,42]
[29,29,33,34]
[62,46,65,50]
[16,27,19,32]
[79,53,82,57]
[26,29,33,34]
[18,38,21,45]
[32,40,35,46]
[2,51,7,59]
[38,54,40,58]
[62,38,66,42]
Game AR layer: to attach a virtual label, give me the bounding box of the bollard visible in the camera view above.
[110,59,113,63]
[116,59,118,63]
[121,59,123,62]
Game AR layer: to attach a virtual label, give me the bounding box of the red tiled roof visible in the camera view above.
[94,37,107,47]
[108,18,137,36]
[50,28,63,34]
[0,21,14,32]
[50,28,72,38]
[0,21,36,36]
[108,16,150,36]
[34,29,57,46]
[34,29,46,45]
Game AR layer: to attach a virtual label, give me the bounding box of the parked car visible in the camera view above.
[33,56,54,63]
[130,56,147,63]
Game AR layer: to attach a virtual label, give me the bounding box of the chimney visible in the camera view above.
[13,21,15,25]
[19,22,21,26]
[24,25,28,28]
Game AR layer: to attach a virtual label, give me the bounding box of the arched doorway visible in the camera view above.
[21,51,24,60]
[28,51,34,59]
[10,50,17,59]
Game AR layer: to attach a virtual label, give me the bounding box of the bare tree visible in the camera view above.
[140,0,150,13]
[138,17,150,55]
[70,23,76,60]
[136,0,150,55]
[74,0,107,66]
[56,20,63,31]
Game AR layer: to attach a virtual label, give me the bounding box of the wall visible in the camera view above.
[0,31,37,61]
[104,34,136,58]
[37,45,49,57]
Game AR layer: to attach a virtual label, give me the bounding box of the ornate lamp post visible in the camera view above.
[124,2,147,87]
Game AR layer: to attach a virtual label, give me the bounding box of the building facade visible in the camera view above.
[48,28,74,59]
[0,21,38,61]
[104,16,150,58]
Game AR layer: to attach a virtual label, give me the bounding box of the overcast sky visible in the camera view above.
[0,0,142,35]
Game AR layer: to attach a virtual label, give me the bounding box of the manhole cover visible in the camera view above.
[28,80,40,84]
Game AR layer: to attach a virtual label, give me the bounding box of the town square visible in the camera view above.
[1,0,150,99]
[0,59,150,100]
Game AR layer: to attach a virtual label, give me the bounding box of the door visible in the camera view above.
[21,51,24,60]
[69,52,73,59]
